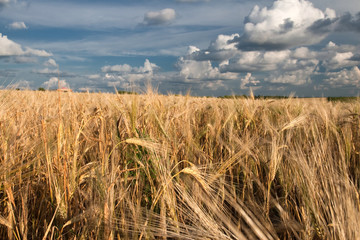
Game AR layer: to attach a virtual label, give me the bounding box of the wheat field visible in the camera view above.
[0,89,359,239]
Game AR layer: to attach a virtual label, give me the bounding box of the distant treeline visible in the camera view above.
[327,97,359,102]
[219,95,359,102]
[218,95,291,100]
[118,90,138,95]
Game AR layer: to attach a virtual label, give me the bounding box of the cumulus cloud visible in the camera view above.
[43,77,69,89]
[319,42,360,70]
[9,22,28,30]
[324,67,360,87]
[309,11,360,34]
[265,69,313,85]
[336,12,360,32]
[209,34,239,51]
[218,47,319,85]
[185,35,240,63]
[187,34,241,62]
[102,59,159,74]
[182,39,322,86]
[179,0,360,88]
[0,34,51,57]
[102,59,160,89]
[232,0,336,51]
[292,47,317,59]
[24,47,52,57]
[0,33,24,56]
[220,50,292,73]
[142,8,176,26]
[177,54,239,82]
[325,52,354,69]
[240,73,260,89]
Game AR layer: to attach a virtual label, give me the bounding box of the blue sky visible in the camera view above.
[0,0,360,96]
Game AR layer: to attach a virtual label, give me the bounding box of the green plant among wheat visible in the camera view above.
[0,89,359,239]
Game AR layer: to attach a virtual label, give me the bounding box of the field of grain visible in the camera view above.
[0,90,359,239]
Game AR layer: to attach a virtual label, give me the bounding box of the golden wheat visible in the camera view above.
[0,89,359,239]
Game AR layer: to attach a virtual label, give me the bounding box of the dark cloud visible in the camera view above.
[232,36,294,51]
[142,8,176,26]
[279,18,295,34]
[336,12,360,32]
[349,54,360,61]
[308,12,360,34]
[307,18,337,34]
[0,0,10,8]
[186,49,237,62]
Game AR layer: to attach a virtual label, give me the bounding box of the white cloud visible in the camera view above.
[43,77,69,89]
[327,52,354,69]
[102,64,132,73]
[142,8,176,26]
[44,58,57,67]
[319,42,359,70]
[201,80,226,91]
[186,35,241,63]
[137,59,160,73]
[220,50,292,72]
[218,47,320,85]
[87,74,101,80]
[324,67,360,87]
[235,0,336,50]
[188,46,200,54]
[9,21,27,30]
[265,69,313,85]
[0,33,24,56]
[324,41,356,52]
[102,59,159,74]
[292,47,317,59]
[177,57,239,81]
[209,34,239,51]
[102,59,160,89]
[180,23,360,88]
[0,34,51,57]
[24,47,52,57]
[183,24,360,88]
[240,73,260,89]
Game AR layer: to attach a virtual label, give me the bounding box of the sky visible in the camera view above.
[0,0,360,97]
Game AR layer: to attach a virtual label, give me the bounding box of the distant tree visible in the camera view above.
[118,90,138,95]
[38,87,46,91]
